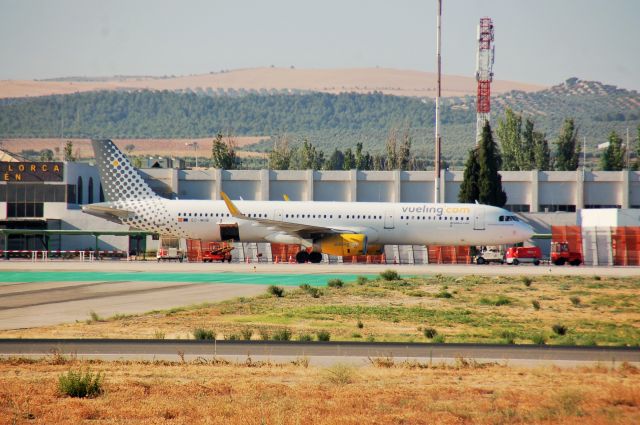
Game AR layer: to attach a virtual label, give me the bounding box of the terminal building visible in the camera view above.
[2,149,640,264]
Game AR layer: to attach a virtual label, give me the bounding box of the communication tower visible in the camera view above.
[475,17,495,144]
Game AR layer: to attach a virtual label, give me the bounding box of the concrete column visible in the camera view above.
[349,169,358,202]
[576,170,584,210]
[306,169,314,201]
[622,170,630,209]
[440,170,446,203]
[393,170,401,202]
[212,168,222,200]
[259,169,269,201]
[531,169,539,212]
[170,169,179,197]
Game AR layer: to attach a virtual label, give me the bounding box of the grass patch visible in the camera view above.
[552,324,568,336]
[479,295,512,306]
[267,285,285,298]
[193,328,215,340]
[327,278,344,288]
[532,300,541,310]
[272,328,292,341]
[324,364,356,385]
[423,327,438,339]
[380,270,400,281]
[58,369,104,398]
[317,330,331,341]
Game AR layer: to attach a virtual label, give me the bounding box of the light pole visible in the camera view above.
[185,142,199,168]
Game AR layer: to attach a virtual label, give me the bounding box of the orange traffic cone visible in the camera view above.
[381,253,386,264]
[352,256,357,264]
[274,256,279,264]
[289,255,294,264]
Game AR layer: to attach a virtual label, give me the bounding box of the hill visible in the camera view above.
[0,67,544,99]
[0,78,638,165]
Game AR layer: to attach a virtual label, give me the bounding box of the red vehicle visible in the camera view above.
[550,241,582,266]
[505,246,541,265]
[202,246,233,263]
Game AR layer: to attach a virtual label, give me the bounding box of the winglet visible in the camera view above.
[220,192,245,218]
[283,194,290,201]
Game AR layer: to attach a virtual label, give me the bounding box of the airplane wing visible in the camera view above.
[82,203,136,223]
[220,192,356,238]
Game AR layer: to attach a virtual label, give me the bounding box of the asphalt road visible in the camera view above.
[1,339,638,367]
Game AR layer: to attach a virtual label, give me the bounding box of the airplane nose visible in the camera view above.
[520,223,535,240]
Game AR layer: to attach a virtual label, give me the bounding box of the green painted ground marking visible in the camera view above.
[0,271,376,286]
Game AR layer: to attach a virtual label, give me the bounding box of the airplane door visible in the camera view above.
[474,209,485,230]
[384,211,395,229]
[274,209,283,221]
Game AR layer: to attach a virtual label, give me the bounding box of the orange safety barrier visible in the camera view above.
[186,239,203,262]
[611,227,640,266]
[270,243,302,263]
[427,246,471,264]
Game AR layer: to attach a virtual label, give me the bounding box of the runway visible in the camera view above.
[1,339,638,367]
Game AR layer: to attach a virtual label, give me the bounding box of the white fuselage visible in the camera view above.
[113,199,534,246]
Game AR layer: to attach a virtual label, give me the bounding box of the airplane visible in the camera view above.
[83,139,535,263]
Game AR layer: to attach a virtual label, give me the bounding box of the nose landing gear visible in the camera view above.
[295,251,323,263]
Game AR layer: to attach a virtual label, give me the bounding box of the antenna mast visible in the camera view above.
[475,17,495,145]
[434,0,442,203]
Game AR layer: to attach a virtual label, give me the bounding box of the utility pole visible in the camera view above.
[434,0,442,204]
[626,127,630,169]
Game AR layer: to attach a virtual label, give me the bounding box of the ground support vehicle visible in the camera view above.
[475,246,505,264]
[551,241,582,266]
[505,246,541,265]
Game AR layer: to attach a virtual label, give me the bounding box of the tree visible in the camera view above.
[600,131,626,171]
[554,118,580,171]
[496,108,522,171]
[124,144,135,154]
[211,133,237,169]
[342,148,355,170]
[458,148,480,203]
[289,139,323,170]
[477,122,507,207]
[132,157,143,169]
[39,149,54,161]
[633,125,640,171]
[532,131,552,170]
[325,148,344,170]
[268,135,291,170]
[519,119,537,170]
[63,141,75,162]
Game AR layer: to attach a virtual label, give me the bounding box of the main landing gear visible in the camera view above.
[296,251,323,263]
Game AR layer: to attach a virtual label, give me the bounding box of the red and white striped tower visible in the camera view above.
[476,17,495,145]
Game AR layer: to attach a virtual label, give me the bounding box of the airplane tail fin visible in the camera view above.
[91,139,158,202]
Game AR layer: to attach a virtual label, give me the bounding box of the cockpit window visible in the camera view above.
[500,215,520,222]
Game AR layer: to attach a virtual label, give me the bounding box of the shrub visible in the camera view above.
[317,330,331,341]
[522,277,533,287]
[327,278,344,288]
[532,300,541,310]
[356,276,369,285]
[241,328,253,340]
[58,369,104,398]
[267,285,285,297]
[380,269,400,281]
[432,334,445,343]
[593,275,601,281]
[480,295,511,306]
[435,290,453,299]
[423,327,438,339]
[300,283,321,298]
[552,324,568,336]
[531,333,546,345]
[259,328,270,341]
[500,330,516,344]
[272,328,292,341]
[324,364,356,385]
[357,320,364,329]
[227,334,240,341]
[153,330,166,339]
[193,328,215,340]
[570,296,581,306]
[88,311,104,323]
[297,333,313,342]
[351,332,362,338]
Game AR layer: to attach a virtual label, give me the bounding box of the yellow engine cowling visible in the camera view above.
[313,234,367,256]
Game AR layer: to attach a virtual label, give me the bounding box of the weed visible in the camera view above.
[58,369,104,398]
[327,278,344,288]
[258,328,270,341]
[369,356,395,368]
[531,333,546,345]
[193,328,215,340]
[267,285,285,297]
[366,335,376,342]
[435,290,453,299]
[380,269,400,281]
[241,328,253,340]
[500,330,516,344]
[554,388,585,416]
[297,333,313,342]
[570,296,581,306]
[357,320,364,329]
[227,334,240,341]
[432,334,445,343]
[532,300,541,310]
[552,324,568,336]
[324,364,356,385]
[356,276,369,285]
[594,275,601,281]
[351,332,362,338]
[317,330,331,341]
[88,311,104,323]
[299,283,321,298]
[479,295,512,306]
[153,330,166,340]
[423,327,438,339]
[272,328,292,341]
[522,277,533,287]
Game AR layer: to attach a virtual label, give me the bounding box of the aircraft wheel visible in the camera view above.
[296,251,310,263]
[309,252,323,263]
[512,259,519,265]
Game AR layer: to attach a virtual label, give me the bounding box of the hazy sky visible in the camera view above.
[1,0,638,90]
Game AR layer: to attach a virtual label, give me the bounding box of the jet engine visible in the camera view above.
[313,234,367,256]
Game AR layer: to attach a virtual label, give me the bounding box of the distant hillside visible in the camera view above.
[0,78,638,165]
[0,67,544,99]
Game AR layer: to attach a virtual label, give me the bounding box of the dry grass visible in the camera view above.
[0,67,545,99]
[0,356,638,424]
[2,275,637,346]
